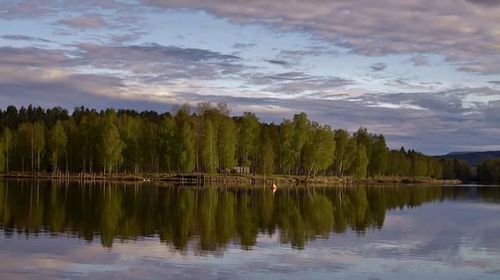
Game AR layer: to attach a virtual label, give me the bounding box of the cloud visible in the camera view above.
[261,46,339,68]
[0,63,182,113]
[110,32,145,43]
[264,72,314,81]
[2,1,500,74]
[242,71,354,97]
[265,59,289,67]
[278,47,337,59]
[1,0,500,154]
[0,47,124,107]
[186,86,500,154]
[410,55,430,67]
[71,43,245,83]
[137,83,499,153]
[0,0,55,19]
[141,0,500,74]
[0,44,247,111]
[466,0,500,6]
[1,34,53,43]
[2,50,500,154]
[76,43,242,64]
[371,62,387,72]
[57,14,107,29]
[0,0,140,20]
[0,47,71,68]
[232,43,257,49]
[5,44,500,154]
[0,68,126,110]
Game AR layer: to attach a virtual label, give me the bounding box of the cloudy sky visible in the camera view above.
[0,0,499,154]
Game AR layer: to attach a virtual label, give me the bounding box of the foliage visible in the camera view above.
[259,128,275,176]
[0,104,473,179]
[48,120,67,171]
[303,124,335,176]
[0,141,4,172]
[1,127,12,172]
[237,112,260,168]
[99,112,125,173]
[352,144,369,178]
[202,119,218,173]
[175,108,195,173]
[477,159,500,182]
[218,117,237,169]
[333,129,349,176]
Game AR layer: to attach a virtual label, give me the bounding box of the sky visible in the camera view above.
[0,0,499,154]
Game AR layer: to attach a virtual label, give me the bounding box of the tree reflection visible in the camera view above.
[0,181,499,252]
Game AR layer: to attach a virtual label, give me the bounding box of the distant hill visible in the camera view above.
[437,151,500,166]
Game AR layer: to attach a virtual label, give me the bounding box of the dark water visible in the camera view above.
[1,181,500,279]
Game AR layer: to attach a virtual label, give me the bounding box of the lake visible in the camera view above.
[0,181,499,279]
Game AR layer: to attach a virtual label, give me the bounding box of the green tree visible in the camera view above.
[159,115,176,172]
[303,125,336,177]
[33,121,45,172]
[77,114,100,173]
[0,141,5,172]
[238,112,260,167]
[477,159,500,182]
[62,118,77,172]
[48,120,67,171]
[259,130,274,176]
[353,127,373,166]
[139,120,160,172]
[292,113,311,175]
[119,115,142,173]
[218,117,237,170]
[368,135,388,176]
[175,108,195,173]
[16,122,45,172]
[99,113,125,173]
[202,119,218,173]
[279,119,295,175]
[16,122,33,172]
[1,128,12,172]
[352,144,369,178]
[0,104,472,179]
[342,137,359,176]
[333,129,349,176]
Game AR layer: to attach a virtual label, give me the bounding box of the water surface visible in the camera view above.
[1,181,499,279]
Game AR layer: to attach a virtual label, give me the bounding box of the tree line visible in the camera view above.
[0,104,471,179]
[477,159,500,182]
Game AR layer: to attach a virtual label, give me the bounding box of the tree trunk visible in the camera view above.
[37,151,40,172]
[31,131,34,172]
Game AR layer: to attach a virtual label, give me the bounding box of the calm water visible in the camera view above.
[1,181,500,279]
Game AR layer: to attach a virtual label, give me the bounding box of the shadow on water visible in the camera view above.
[1,180,500,252]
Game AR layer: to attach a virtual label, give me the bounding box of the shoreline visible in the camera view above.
[0,172,462,185]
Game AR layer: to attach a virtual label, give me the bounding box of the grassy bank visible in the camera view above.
[0,172,461,185]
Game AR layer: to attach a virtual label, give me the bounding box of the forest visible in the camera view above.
[0,103,474,180]
[477,159,500,182]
